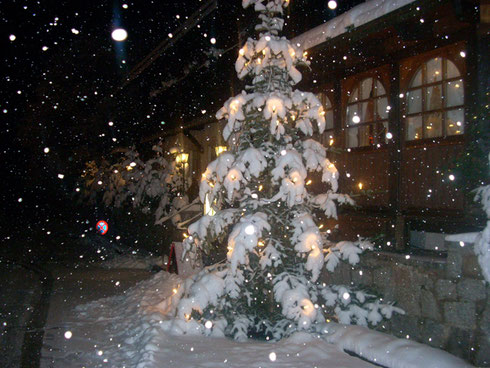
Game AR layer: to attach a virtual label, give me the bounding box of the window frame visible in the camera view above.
[316,91,335,147]
[344,76,390,149]
[403,54,465,144]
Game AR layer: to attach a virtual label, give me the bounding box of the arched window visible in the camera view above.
[345,77,389,148]
[405,57,464,140]
[317,92,334,146]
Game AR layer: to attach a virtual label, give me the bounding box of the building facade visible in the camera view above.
[292,0,488,250]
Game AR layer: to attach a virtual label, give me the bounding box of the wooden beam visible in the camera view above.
[184,131,205,153]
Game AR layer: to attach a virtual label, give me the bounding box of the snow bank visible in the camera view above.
[445,233,479,243]
[292,0,415,51]
[68,272,181,367]
[446,230,490,284]
[58,272,377,367]
[321,322,473,368]
[47,271,474,368]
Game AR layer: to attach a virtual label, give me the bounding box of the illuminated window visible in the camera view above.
[345,77,389,148]
[317,92,334,146]
[405,57,464,141]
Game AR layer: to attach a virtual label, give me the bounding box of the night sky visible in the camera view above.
[0,0,363,250]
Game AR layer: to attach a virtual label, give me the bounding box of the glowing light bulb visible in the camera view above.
[230,99,240,113]
[352,115,361,124]
[328,1,337,10]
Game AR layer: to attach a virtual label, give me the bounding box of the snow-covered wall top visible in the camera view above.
[291,0,416,51]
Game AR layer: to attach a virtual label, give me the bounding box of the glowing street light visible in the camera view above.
[175,152,189,193]
[111,28,128,42]
[175,152,189,165]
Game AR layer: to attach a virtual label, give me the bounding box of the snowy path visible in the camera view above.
[40,266,153,368]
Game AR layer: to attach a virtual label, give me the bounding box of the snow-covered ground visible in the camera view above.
[97,253,166,270]
[40,271,472,368]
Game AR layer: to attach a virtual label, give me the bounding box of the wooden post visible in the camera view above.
[388,61,406,250]
[333,77,343,145]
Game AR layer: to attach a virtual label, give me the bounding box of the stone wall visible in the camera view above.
[321,240,489,366]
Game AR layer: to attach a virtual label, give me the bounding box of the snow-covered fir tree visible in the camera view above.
[164,0,402,340]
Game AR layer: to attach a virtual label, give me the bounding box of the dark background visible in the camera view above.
[0,0,364,262]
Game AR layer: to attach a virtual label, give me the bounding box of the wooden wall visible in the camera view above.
[337,149,390,208]
[401,142,465,211]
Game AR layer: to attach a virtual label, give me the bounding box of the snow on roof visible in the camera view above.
[292,0,416,51]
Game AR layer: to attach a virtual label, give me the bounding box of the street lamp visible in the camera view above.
[176,152,189,166]
[176,152,189,193]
